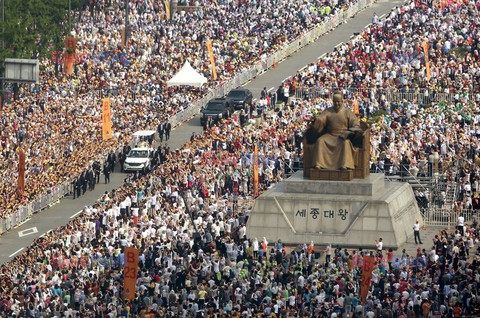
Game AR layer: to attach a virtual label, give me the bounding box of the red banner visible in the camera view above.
[18,148,26,197]
[253,145,259,197]
[123,247,139,300]
[63,53,75,75]
[65,37,77,51]
[360,256,374,303]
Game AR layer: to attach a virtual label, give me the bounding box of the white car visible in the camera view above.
[123,148,153,171]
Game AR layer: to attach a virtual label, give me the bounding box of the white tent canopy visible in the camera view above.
[166,61,207,88]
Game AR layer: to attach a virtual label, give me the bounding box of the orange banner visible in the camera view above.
[425,61,431,81]
[253,145,259,197]
[123,247,139,300]
[121,27,127,47]
[18,148,26,197]
[422,42,431,81]
[164,1,171,20]
[353,100,359,115]
[102,98,113,140]
[360,256,374,303]
[206,40,217,80]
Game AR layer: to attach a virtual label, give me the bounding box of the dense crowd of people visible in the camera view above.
[0,0,360,217]
[1,0,480,317]
[0,92,479,317]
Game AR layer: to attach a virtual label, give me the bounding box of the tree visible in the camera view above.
[0,0,83,100]
[1,0,83,59]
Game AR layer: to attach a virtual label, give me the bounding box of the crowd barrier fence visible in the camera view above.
[295,86,472,106]
[0,0,374,236]
[0,180,71,235]
[421,208,478,228]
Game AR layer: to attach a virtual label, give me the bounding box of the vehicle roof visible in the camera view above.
[130,147,152,151]
[228,88,251,93]
[133,130,156,136]
[208,98,229,102]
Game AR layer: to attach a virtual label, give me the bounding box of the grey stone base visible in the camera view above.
[247,171,423,249]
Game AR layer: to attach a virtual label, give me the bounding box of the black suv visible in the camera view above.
[226,88,253,110]
[200,98,234,125]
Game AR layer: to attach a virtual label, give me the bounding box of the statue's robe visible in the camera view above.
[312,107,360,170]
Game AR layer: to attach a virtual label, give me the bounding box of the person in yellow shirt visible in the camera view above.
[198,288,207,309]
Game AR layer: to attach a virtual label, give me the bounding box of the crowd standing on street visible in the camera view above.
[0,0,480,317]
[0,0,360,217]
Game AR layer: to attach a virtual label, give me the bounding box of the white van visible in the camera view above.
[123,147,154,171]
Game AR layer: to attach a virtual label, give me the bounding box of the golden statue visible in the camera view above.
[303,91,370,180]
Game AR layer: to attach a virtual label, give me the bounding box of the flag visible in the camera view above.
[18,148,26,197]
[123,247,139,300]
[102,98,113,140]
[207,40,218,80]
[164,1,171,20]
[353,100,359,115]
[121,27,127,47]
[253,145,259,197]
[422,42,431,81]
[360,256,374,303]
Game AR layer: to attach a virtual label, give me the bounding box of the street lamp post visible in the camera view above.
[68,0,71,34]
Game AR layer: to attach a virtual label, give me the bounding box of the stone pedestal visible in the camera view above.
[246,171,423,249]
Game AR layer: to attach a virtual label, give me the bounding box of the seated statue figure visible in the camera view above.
[307,91,363,170]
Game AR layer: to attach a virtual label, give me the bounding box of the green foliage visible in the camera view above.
[0,0,83,62]
[451,46,467,58]
[366,110,388,125]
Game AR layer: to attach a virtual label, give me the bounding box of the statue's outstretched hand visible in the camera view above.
[349,127,363,133]
[339,131,352,140]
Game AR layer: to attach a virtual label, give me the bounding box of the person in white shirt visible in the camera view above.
[413,220,422,244]
[457,214,465,236]
[375,238,383,252]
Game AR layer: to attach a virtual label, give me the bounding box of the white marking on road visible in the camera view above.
[241,80,251,87]
[365,23,371,28]
[16,218,30,227]
[39,229,52,238]
[318,53,327,59]
[267,87,275,92]
[9,248,24,258]
[282,76,291,82]
[379,13,386,19]
[252,98,257,103]
[70,210,83,219]
[300,65,308,71]
[18,227,38,237]
[335,42,344,48]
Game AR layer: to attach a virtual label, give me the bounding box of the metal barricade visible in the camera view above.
[296,86,470,105]
[421,208,478,227]
[0,218,5,235]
